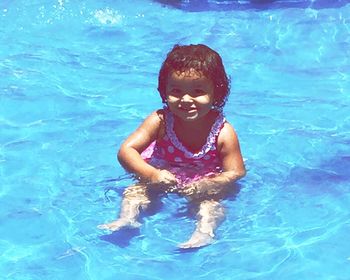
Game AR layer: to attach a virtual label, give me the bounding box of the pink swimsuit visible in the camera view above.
[141,109,226,185]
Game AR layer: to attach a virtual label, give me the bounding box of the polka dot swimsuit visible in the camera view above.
[141,109,226,185]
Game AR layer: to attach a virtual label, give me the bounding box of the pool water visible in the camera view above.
[1,0,350,279]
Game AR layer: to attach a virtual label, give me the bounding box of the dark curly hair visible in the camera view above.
[158,44,230,109]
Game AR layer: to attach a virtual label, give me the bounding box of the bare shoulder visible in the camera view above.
[140,109,164,127]
[122,109,164,151]
[217,121,239,148]
[217,120,245,174]
[135,109,165,140]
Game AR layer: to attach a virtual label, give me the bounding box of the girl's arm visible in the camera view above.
[117,110,177,185]
[181,122,246,198]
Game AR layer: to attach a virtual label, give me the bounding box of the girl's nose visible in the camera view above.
[181,93,192,102]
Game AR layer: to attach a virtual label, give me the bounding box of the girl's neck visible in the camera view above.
[171,110,218,152]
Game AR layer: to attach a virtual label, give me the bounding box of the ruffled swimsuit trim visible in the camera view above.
[164,109,225,159]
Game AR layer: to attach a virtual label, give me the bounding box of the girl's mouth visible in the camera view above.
[179,105,196,112]
[181,108,197,114]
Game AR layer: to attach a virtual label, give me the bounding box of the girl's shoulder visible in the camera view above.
[152,109,166,139]
[143,109,165,123]
[154,109,166,122]
[137,109,165,133]
[217,120,240,150]
[218,120,237,138]
[136,110,166,141]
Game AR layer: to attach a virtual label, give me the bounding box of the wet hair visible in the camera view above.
[158,44,230,109]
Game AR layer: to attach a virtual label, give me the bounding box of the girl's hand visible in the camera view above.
[179,180,220,200]
[150,169,178,185]
[178,182,201,200]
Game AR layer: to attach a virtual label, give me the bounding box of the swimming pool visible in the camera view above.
[1,0,350,279]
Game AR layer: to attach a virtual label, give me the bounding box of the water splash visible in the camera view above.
[93,8,123,26]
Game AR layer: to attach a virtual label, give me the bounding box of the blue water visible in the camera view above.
[1,0,350,279]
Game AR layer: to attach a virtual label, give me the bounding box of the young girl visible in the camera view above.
[98,44,246,249]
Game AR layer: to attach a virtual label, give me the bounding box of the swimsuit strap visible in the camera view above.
[164,109,225,159]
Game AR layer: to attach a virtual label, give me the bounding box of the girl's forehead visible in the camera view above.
[169,68,209,82]
[167,70,214,90]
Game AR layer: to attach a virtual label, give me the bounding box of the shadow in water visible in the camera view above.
[99,228,141,247]
[154,0,350,11]
[286,154,350,193]
[174,246,204,254]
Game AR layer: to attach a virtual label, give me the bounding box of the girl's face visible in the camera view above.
[165,69,214,122]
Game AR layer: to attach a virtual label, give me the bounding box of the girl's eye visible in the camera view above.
[170,88,182,96]
[193,89,205,96]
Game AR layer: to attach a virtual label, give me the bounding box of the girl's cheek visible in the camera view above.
[167,95,180,102]
[196,95,212,103]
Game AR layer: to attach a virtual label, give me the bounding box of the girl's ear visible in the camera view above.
[212,97,223,111]
[212,104,221,111]
[212,96,220,108]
